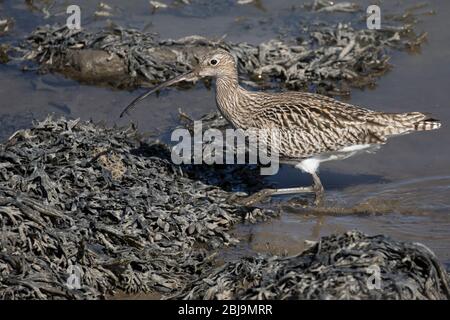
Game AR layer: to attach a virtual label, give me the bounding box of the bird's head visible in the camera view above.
[120,49,237,118]
[195,49,237,79]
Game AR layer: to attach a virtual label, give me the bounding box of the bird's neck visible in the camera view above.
[215,74,252,129]
[216,73,239,92]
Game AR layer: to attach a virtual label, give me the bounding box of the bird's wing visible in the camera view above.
[248,92,387,158]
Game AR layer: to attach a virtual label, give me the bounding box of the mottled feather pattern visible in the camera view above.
[215,83,440,159]
[210,50,441,160]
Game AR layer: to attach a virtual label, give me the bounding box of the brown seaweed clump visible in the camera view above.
[0,117,274,299]
[176,231,450,300]
[17,15,425,96]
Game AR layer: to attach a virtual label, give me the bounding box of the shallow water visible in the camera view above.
[1,0,450,267]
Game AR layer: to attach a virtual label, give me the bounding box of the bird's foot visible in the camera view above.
[235,189,274,206]
[232,185,324,207]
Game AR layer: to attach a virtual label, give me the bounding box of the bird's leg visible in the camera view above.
[235,172,324,207]
[236,186,315,206]
[269,187,315,195]
[311,172,324,206]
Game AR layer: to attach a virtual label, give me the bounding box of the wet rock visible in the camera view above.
[63,49,129,86]
[174,231,450,300]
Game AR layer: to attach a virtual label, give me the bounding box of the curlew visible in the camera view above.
[120,49,441,205]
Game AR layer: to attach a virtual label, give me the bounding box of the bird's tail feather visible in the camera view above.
[413,117,441,131]
[383,112,441,136]
[395,112,441,132]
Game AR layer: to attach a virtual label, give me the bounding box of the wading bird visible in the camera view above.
[120,49,441,205]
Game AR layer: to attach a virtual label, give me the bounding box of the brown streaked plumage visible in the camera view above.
[120,49,441,205]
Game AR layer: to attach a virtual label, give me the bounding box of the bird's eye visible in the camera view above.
[210,59,218,66]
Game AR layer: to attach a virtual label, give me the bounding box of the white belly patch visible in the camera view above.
[295,157,326,174]
[339,144,372,152]
[295,144,375,174]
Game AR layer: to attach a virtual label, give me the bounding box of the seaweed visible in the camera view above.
[0,117,274,299]
[175,231,450,300]
[14,6,427,96]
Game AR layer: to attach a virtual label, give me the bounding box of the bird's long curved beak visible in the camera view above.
[119,70,198,118]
